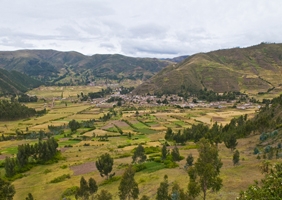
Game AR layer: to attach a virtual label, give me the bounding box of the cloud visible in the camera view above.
[0,0,282,57]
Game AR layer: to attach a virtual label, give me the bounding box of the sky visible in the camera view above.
[1,0,282,58]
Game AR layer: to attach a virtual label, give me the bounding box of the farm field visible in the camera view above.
[0,86,275,200]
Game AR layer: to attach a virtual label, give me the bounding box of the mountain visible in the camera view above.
[160,55,189,63]
[133,43,282,95]
[0,50,173,84]
[0,68,43,95]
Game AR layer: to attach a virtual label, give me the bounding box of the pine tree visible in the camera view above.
[118,165,139,200]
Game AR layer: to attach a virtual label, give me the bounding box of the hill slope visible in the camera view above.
[134,43,282,95]
[0,50,173,84]
[0,68,43,95]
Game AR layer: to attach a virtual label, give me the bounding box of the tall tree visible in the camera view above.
[161,144,168,160]
[96,153,114,179]
[156,175,170,200]
[4,157,16,178]
[88,177,98,196]
[233,150,240,166]
[0,178,16,200]
[171,145,181,162]
[118,165,139,200]
[132,144,146,164]
[188,138,223,200]
[224,133,238,151]
[76,176,89,200]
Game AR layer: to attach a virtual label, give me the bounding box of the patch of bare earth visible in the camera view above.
[70,162,97,176]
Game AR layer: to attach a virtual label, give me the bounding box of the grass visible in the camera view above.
[0,86,272,200]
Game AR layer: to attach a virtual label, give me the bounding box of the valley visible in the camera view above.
[0,85,278,199]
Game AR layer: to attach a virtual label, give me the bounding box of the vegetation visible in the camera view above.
[238,163,282,199]
[134,43,282,95]
[0,177,15,200]
[0,68,42,95]
[188,138,223,200]
[96,153,114,179]
[118,165,139,200]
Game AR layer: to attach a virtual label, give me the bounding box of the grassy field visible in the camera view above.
[0,86,276,200]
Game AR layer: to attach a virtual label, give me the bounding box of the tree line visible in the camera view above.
[4,137,59,178]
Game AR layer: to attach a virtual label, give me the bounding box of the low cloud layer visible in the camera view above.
[1,0,282,58]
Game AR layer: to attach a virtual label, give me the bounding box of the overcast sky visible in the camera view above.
[1,0,282,58]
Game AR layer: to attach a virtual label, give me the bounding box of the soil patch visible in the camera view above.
[70,162,96,176]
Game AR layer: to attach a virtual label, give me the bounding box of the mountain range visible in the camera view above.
[0,50,173,85]
[134,43,282,95]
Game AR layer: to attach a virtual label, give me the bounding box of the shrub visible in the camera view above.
[50,174,70,183]
[133,163,147,172]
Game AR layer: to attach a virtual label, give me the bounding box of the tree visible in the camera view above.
[170,182,187,200]
[118,165,139,200]
[4,157,16,178]
[165,127,173,140]
[68,119,80,132]
[156,175,170,200]
[237,163,282,199]
[224,133,238,151]
[96,189,113,200]
[0,177,16,200]
[161,144,168,160]
[186,153,194,167]
[88,177,98,196]
[96,153,114,179]
[132,144,146,164]
[26,193,34,200]
[233,150,240,165]
[171,146,181,161]
[76,176,89,200]
[188,138,223,200]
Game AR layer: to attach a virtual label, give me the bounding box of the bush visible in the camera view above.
[254,147,260,155]
[61,186,79,198]
[50,174,70,183]
[133,163,147,172]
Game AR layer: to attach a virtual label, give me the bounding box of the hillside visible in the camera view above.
[134,43,282,95]
[0,68,42,95]
[0,50,173,84]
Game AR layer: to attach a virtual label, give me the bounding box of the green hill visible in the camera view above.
[134,43,282,95]
[0,68,42,95]
[0,50,173,84]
